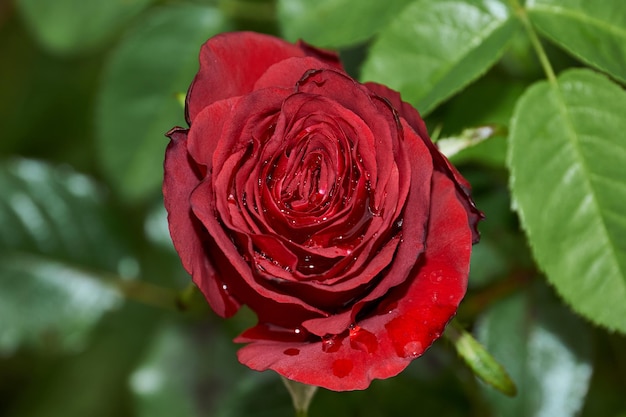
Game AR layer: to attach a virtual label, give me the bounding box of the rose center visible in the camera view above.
[266,130,342,219]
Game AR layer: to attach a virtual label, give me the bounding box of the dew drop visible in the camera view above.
[402,341,423,358]
[321,334,342,353]
[332,359,353,378]
[283,348,300,356]
[430,270,443,283]
[349,325,378,354]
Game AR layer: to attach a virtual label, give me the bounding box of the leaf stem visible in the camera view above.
[102,273,209,315]
[106,276,180,311]
[510,0,557,84]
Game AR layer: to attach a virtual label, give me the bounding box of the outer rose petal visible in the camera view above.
[253,57,342,91]
[163,128,240,317]
[236,171,472,391]
[364,82,483,242]
[186,32,343,123]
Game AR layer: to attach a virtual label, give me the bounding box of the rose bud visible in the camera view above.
[163,31,482,391]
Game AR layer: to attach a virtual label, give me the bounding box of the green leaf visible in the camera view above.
[15,0,153,55]
[0,159,130,354]
[432,75,527,168]
[277,0,414,47]
[508,68,626,333]
[95,4,232,202]
[6,303,163,417]
[361,0,520,115]
[527,0,626,83]
[476,285,593,417]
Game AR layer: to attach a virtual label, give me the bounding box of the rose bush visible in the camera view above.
[164,32,482,391]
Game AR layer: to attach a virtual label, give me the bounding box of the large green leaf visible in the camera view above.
[476,285,593,417]
[15,0,153,55]
[277,0,414,47]
[508,68,626,333]
[96,4,231,202]
[0,159,131,354]
[361,0,520,115]
[527,0,626,84]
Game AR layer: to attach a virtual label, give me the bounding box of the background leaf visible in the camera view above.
[432,75,528,168]
[361,0,520,115]
[527,0,626,83]
[0,159,130,354]
[476,284,593,417]
[15,0,153,55]
[5,303,164,417]
[508,68,626,333]
[277,0,414,47]
[95,4,232,203]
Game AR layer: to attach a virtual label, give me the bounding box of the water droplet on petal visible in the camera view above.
[332,359,353,378]
[283,348,300,356]
[349,325,378,354]
[322,334,342,353]
[430,270,443,283]
[402,341,423,358]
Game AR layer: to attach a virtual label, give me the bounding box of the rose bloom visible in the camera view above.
[164,32,482,391]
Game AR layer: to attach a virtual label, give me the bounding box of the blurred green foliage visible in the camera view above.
[1,0,625,416]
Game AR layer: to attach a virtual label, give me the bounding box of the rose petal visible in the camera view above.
[186,32,342,123]
[253,56,343,92]
[163,128,240,317]
[364,82,484,242]
[190,178,329,327]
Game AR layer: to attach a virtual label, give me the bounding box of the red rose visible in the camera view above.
[164,32,481,391]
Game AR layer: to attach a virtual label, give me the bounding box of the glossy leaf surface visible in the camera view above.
[508,69,626,333]
[527,0,626,83]
[0,159,127,353]
[361,0,520,115]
